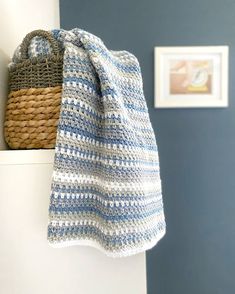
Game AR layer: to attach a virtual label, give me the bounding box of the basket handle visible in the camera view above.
[20,29,60,60]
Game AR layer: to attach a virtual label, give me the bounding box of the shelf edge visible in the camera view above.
[0,149,55,165]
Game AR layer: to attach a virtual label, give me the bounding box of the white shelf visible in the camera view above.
[0,149,55,165]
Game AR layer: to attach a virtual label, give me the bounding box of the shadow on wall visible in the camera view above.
[0,49,9,150]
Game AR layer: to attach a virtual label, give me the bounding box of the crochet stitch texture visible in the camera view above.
[14,28,166,257]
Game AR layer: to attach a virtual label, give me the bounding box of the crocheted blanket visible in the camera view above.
[14,28,166,257]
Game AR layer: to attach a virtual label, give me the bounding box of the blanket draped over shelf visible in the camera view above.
[14,28,166,257]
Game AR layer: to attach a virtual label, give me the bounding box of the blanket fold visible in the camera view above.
[14,28,166,257]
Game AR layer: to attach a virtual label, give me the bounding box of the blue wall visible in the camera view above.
[59,1,235,293]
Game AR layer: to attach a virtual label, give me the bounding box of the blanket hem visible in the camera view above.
[47,229,166,258]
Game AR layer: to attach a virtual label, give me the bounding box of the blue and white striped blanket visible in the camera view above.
[14,28,166,257]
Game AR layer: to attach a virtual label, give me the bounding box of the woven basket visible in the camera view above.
[4,30,63,149]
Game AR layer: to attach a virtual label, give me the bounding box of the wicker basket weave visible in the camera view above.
[4,30,63,149]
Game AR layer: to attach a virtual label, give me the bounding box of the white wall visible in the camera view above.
[0,0,60,56]
[0,1,147,293]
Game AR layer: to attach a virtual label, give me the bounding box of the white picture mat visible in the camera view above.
[154,46,229,108]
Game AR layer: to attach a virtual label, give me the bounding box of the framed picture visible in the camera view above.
[154,46,229,108]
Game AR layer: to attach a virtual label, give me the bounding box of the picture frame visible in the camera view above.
[154,46,229,108]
